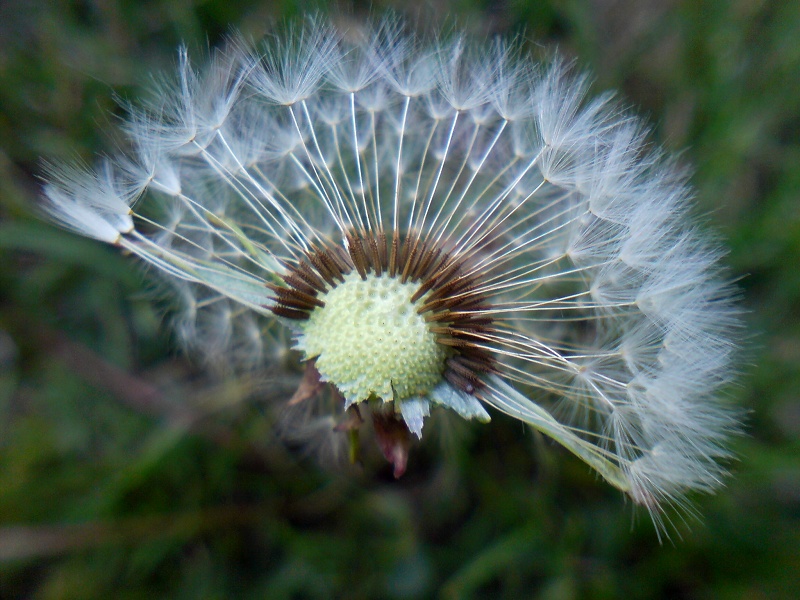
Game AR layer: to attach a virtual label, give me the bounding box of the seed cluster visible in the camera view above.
[267,229,497,395]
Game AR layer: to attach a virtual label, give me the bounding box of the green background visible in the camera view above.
[1,0,797,598]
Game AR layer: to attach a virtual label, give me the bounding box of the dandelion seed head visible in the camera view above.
[40,15,742,532]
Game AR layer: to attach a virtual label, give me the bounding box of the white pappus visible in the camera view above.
[42,15,741,532]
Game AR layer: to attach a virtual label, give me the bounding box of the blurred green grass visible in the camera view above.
[1,0,798,598]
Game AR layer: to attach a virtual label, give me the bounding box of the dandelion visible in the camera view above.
[42,16,740,529]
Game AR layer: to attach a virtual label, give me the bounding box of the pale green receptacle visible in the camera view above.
[299,272,448,405]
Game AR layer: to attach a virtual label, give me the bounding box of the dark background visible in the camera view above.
[1,0,798,598]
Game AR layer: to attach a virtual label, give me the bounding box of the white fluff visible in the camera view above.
[42,161,134,242]
[41,16,741,532]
